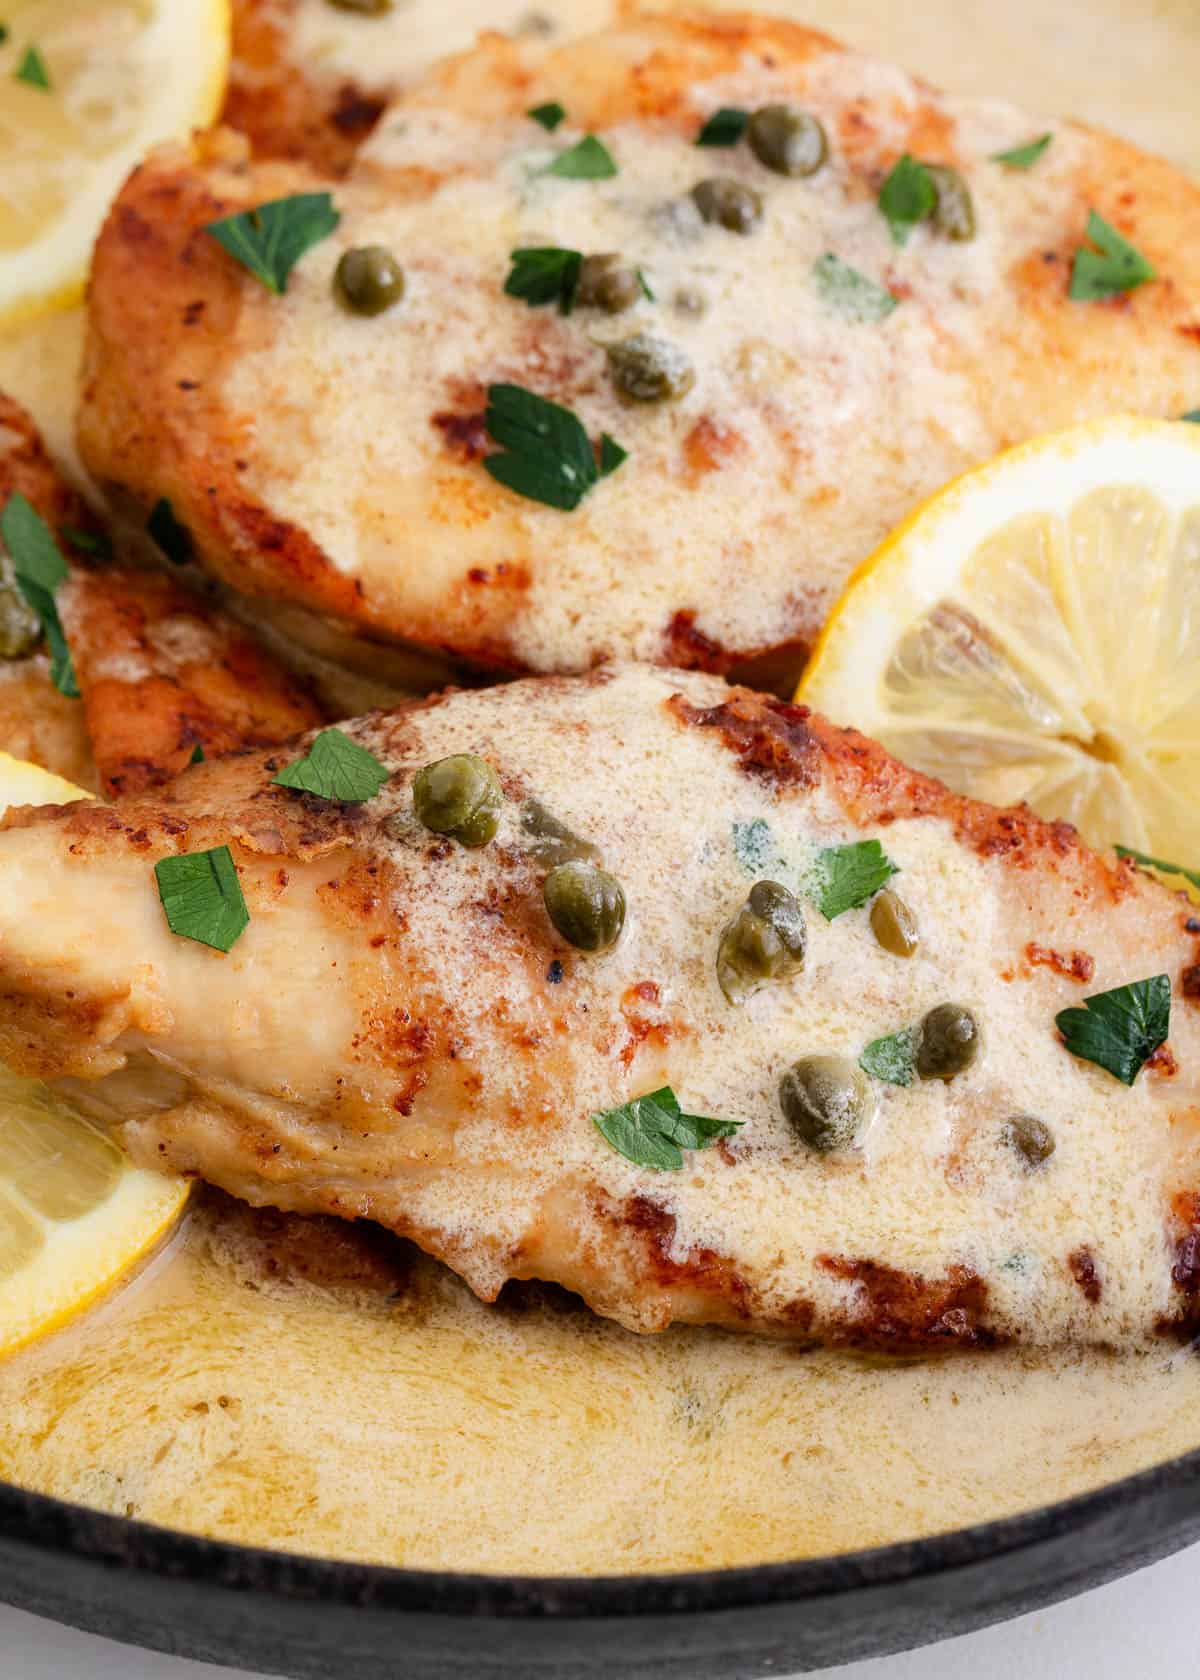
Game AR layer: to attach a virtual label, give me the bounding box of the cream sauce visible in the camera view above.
[2,0,1200,1575]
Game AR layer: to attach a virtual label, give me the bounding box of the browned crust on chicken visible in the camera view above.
[60,567,322,797]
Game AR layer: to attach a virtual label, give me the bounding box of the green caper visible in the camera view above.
[543,859,626,953]
[780,1055,870,1153]
[412,753,502,847]
[0,553,41,660]
[927,165,976,241]
[746,104,828,178]
[575,253,641,314]
[326,0,392,12]
[1002,1115,1056,1169]
[606,333,695,404]
[691,177,764,235]
[716,879,807,1004]
[520,799,600,867]
[915,1002,980,1081]
[334,245,406,316]
[869,888,919,959]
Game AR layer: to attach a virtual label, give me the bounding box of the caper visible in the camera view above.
[927,165,976,241]
[606,333,695,404]
[746,104,828,178]
[543,859,626,953]
[691,177,764,235]
[716,879,806,1004]
[780,1055,870,1154]
[869,889,919,959]
[575,253,641,315]
[411,753,502,848]
[915,1002,979,1081]
[1002,1115,1056,1169]
[520,799,600,867]
[0,553,41,660]
[334,245,406,316]
[326,0,392,12]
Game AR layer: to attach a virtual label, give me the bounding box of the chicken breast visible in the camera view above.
[0,665,1196,1349]
[80,14,1200,685]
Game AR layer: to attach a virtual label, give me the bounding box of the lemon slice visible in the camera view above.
[0,753,189,1356]
[800,417,1200,867]
[0,0,231,329]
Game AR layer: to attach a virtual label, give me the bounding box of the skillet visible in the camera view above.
[2,1440,1199,1677]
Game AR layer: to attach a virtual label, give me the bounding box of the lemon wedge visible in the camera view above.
[800,417,1200,869]
[0,753,189,1357]
[0,0,231,329]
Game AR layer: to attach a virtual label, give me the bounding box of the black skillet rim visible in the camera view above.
[3,1437,1200,1621]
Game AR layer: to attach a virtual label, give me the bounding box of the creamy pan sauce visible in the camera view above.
[0,1191,1198,1572]
[2,0,1200,1573]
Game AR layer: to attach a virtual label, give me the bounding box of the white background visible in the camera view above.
[1,1541,1197,1678]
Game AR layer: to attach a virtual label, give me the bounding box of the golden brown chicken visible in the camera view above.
[0,665,1196,1350]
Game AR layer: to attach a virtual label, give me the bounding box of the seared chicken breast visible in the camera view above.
[82,14,1200,685]
[0,665,1196,1350]
[0,393,321,795]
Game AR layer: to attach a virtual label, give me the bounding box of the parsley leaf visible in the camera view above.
[1115,845,1200,894]
[1069,210,1155,301]
[14,44,49,90]
[1181,410,1200,423]
[504,246,583,314]
[696,107,749,147]
[813,839,898,920]
[528,101,565,131]
[273,727,389,803]
[0,492,77,697]
[992,133,1052,170]
[147,497,192,565]
[155,846,250,953]
[61,525,112,561]
[812,252,898,323]
[483,383,626,511]
[1056,975,1170,1086]
[878,154,936,246]
[859,1028,916,1087]
[545,135,617,180]
[188,744,206,767]
[593,1086,742,1171]
[206,193,340,295]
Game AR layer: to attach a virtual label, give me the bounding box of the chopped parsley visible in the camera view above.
[0,27,8,46]
[1181,410,1200,423]
[732,817,779,876]
[593,1085,743,1171]
[992,133,1052,170]
[812,252,898,323]
[528,101,566,131]
[60,525,112,561]
[859,1028,916,1087]
[272,727,389,803]
[696,107,749,147]
[206,192,340,294]
[482,383,626,511]
[188,744,206,767]
[1055,975,1170,1086]
[147,497,192,565]
[14,44,49,90]
[1115,845,1200,894]
[504,246,582,314]
[636,267,655,302]
[0,492,77,697]
[1068,211,1155,301]
[813,839,898,920]
[545,135,617,180]
[155,846,249,953]
[878,154,936,246]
